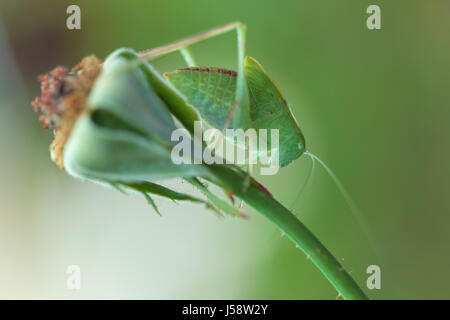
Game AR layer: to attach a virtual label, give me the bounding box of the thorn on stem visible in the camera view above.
[227,190,235,205]
[239,211,250,220]
[253,180,272,197]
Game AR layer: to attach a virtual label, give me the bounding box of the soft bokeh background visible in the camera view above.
[0,0,449,299]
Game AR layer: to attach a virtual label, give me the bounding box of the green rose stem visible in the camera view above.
[207,165,368,300]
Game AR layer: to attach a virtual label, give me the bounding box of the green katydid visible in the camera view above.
[31,22,368,299]
[139,22,305,168]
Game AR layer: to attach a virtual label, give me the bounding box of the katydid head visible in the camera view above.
[244,56,306,164]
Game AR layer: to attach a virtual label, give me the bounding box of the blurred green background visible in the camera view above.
[0,0,449,299]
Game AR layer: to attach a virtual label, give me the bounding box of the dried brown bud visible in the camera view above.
[31,55,103,167]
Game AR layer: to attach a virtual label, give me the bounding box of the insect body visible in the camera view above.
[142,22,305,167]
[165,57,305,167]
